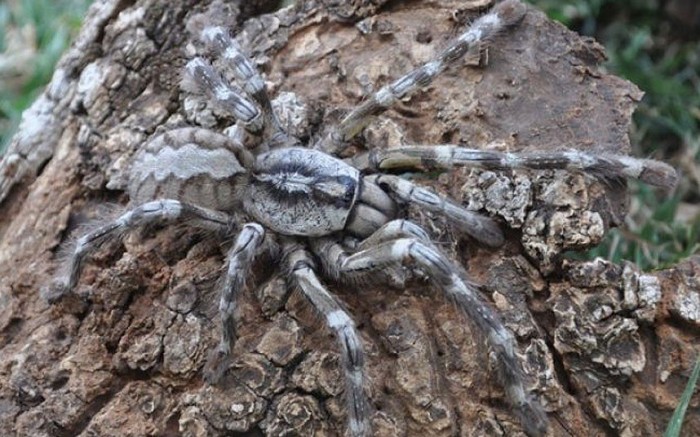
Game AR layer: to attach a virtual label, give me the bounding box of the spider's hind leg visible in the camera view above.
[43,200,233,303]
[205,223,267,383]
[199,26,288,145]
[183,57,263,134]
[286,246,370,437]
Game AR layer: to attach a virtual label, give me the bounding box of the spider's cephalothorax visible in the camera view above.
[246,147,363,236]
[44,1,678,436]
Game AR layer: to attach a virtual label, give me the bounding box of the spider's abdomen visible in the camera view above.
[128,129,246,211]
[244,147,360,236]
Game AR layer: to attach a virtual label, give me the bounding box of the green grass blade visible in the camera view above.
[664,356,700,437]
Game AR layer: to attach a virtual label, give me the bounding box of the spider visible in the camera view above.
[43,1,677,436]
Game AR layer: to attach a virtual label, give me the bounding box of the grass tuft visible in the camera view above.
[664,356,700,437]
[0,0,92,153]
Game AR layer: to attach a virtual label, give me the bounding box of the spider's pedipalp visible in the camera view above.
[288,247,369,437]
[344,203,392,238]
[182,57,263,132]
[318,0,527,154]
[356,145,679,189]
[312,219,432,282]
[200,26,284,139]
[356,219,430,250]
[368,174,504,247]
[323,232,547,436]
[43,200,232,303]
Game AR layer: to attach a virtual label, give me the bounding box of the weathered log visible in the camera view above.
[0,0,697,435]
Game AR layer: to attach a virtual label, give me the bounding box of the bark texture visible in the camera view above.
[0,0,698,436]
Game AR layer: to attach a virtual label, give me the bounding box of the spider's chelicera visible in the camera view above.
[44,1,677,436]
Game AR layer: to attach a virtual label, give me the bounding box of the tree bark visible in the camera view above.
[0,0,698,436]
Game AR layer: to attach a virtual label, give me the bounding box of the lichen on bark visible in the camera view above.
[0,0,697,436]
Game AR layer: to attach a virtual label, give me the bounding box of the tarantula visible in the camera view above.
[44,1,678,436]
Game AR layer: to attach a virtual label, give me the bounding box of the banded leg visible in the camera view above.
[368,174,504,247]
[316,0,527,154]
[287,247,369,437]
[314,233,548,437]
[43,200,233,302]
[354,145,679,189]
[182,57,263,133]
[200,27,286,143]
[206,223,266,382]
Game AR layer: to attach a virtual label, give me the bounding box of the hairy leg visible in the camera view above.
[312,227,548,437]
[316,0,527,154]
[353,145,679,189]
[43,200,232,302]
[182,57,263,133]
[206,223,267,382]
[355,219,430,249]
[199,26,288,144]
[287,246,369,437]
[367,174,504,247]
[319,219,431,286]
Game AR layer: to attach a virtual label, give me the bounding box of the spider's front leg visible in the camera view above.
[286,246,369,437]
[317,0,527,154]
[43,200,233,303]
[354,144,679,189]
[312,225,548,437]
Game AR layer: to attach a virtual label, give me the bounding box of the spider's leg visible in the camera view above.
[43,200,232,303]
[287,246,369,437]
[205,223,266,383]
[317,0,527,154]
[314,233,548,437]
[355,145,679,189]
[182,57,263,133]
[200,27,286,143]
[367,174,504,247]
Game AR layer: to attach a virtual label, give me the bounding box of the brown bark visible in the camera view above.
[0,0,698,436]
